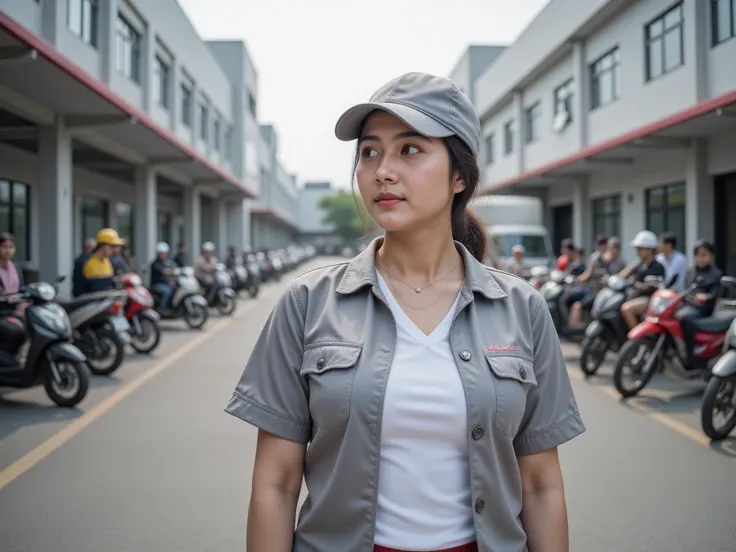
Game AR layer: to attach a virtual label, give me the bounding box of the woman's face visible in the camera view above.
[0,241,15,260]
[355,111,464,233]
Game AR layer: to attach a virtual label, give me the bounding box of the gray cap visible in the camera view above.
[334,72,481,157]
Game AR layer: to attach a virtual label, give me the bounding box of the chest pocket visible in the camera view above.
[485,354,537,436]
[300,343,362,429]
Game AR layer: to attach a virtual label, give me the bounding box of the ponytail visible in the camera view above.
[445,136,488,262]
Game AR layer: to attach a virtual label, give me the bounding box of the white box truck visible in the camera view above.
[468,195,554,269]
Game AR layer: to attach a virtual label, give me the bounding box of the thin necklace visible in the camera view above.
[383,269,454,311]
[377,253,458,294]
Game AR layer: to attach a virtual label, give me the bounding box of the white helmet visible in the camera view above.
[202,241,215,252]
[631,230,658,249]
[155,242,170,254]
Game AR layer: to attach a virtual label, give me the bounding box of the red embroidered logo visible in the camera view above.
[486,345,520,353]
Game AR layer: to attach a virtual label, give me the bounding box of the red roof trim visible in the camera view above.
[251,208,300,231]
[0,11,257,199]
[480,87,736,194]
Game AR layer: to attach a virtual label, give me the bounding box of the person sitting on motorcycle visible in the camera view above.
[195,241,218,300]
[567,235,610,327]
[110,244,132,275]
[150,242,176,309]
[225,245,239,271]
[679,240,723,371]
[556,239,574,271]
[619,230,667,330]
[656,232,688,292]
[72,238,96,297]
[0,233,24,296]
[78,228,123,295]
[604,237,627,274]
[504,244,525,277]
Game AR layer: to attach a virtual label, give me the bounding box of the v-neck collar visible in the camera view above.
[376,270,459,344]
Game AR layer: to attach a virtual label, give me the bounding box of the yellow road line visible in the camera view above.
[0,289,272,492]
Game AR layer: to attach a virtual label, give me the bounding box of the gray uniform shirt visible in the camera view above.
[226,239,586,552]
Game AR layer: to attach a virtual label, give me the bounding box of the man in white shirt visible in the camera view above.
[656,232,688,291]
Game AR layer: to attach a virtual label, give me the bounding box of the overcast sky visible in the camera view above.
[177,0,549,189]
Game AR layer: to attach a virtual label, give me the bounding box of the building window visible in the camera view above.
[646,182,686,250]
[68,0,98,47]
[503,120,514,155]
[181,84,192,126]
[81,198,109,246]
[0,180,30,262]
[524,103,541,144]
[213,118,221,151]
[645,3,684,81]
[115,202,134,255]
[248,93,257,118]
[713,0,736,45]
[592,195,621,239]
[553,79,574,118]
[224,126,232,161]
[115,15,141,83]
[199,104,209,141]
[484,134,494,165]
[590,47,620,109]
[153,56,170,109]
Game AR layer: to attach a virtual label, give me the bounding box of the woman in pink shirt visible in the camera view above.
[0,233,23,295]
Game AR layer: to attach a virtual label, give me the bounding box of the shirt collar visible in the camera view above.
[336,237,507,300]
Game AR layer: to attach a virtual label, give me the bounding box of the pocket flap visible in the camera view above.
[301,343,363,376]
[485,354,537,386]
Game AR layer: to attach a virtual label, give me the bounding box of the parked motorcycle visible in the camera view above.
[528,265,550,290]
[579,275,634,376]
[118,273,161,354]
[0,280,90,407]
[539,270,586,342]
[60,289,130,376]
[205,263,237,316]
[612,279,736,398]
[701,317,736,441]
[243,253,261,298]
[152,266,209,330]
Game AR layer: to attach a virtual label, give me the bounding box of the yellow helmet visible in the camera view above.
[96,228,124,246]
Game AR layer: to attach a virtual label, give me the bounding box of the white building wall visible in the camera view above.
[482,100,518,182]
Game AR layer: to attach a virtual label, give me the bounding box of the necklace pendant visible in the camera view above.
[415,287,422,294]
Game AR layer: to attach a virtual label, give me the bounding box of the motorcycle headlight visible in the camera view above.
[35,303,71,336]
[649,295,675,315]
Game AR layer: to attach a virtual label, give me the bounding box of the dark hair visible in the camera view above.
[693,239,715,255]
[0,232,15,246]
[351,131,488,262]
[595,234,608,246]
[660,232,677,248]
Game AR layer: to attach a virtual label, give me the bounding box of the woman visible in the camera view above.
[227,72,585,552]
[0,233,23,295]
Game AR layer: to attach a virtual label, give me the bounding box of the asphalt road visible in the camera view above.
[0,256,734,552]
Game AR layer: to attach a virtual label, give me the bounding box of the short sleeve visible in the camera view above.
[514,294,586,456]
[225,280,311,444]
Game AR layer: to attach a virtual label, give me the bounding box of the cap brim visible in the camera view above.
[335,102,454,142]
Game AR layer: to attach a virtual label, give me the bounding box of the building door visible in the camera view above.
[714,173,736,276]
[552,204,573,255]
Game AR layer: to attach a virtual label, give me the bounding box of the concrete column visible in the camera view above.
[686,0,709,102]
[38,118,74,297]
[217,198,229,258]
[685,138,713,253]
[512,90,525,174]
[572,179,592,250]
[40,0,62,44]
[99,0,120,83]
[242,200,252,249]
[572,40,589,150]
[133,166,157,266]
[141,20,154,111]
[183,186,201,262]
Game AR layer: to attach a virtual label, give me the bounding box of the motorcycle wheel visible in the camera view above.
[248,283,260,298]
[701,375,736,441]
[130,317,161,354]
[613,337,658,398]
[85,327,125,376]
[43,359,90,407]
[185,303,209,330]
[580,335,606,376]
[218,294,237,316]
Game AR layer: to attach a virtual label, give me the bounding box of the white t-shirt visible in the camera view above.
[656,250,688,291]
[374,271,475,550]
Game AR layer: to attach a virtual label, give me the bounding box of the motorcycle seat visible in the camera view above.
[692,312,736,333]
[58,291,124,311]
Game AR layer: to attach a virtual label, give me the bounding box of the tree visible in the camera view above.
[319,190,376,244]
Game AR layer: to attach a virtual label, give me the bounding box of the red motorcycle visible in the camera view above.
[114,273,161,354]
[613,279,736,398]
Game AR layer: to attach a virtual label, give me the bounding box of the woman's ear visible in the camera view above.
[452,173,466,194]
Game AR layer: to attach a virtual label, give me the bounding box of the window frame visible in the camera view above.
[553,78,574,119]
[115,15,142,83]
[645,182,686,250]
[0,179,31,262]
[153,55,171,109]
[180,83,192,127]
[484,133,495,166]
[592,194,622,240]
[81,197,110,249]
[712,0,736,46]
[645,2,685,82]
[199,103,209,141]
[590,47,621,110]
[67,0,99,48]
[524,102,541,144]
[503,120,514,156]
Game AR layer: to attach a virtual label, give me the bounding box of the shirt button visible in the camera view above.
[472,426,484,440]
[459,350,472,361]
[317,358,326,368]
[475,498,485,513]
[519,367,527,379]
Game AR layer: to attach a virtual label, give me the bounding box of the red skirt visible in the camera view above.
[374,542,477,552]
